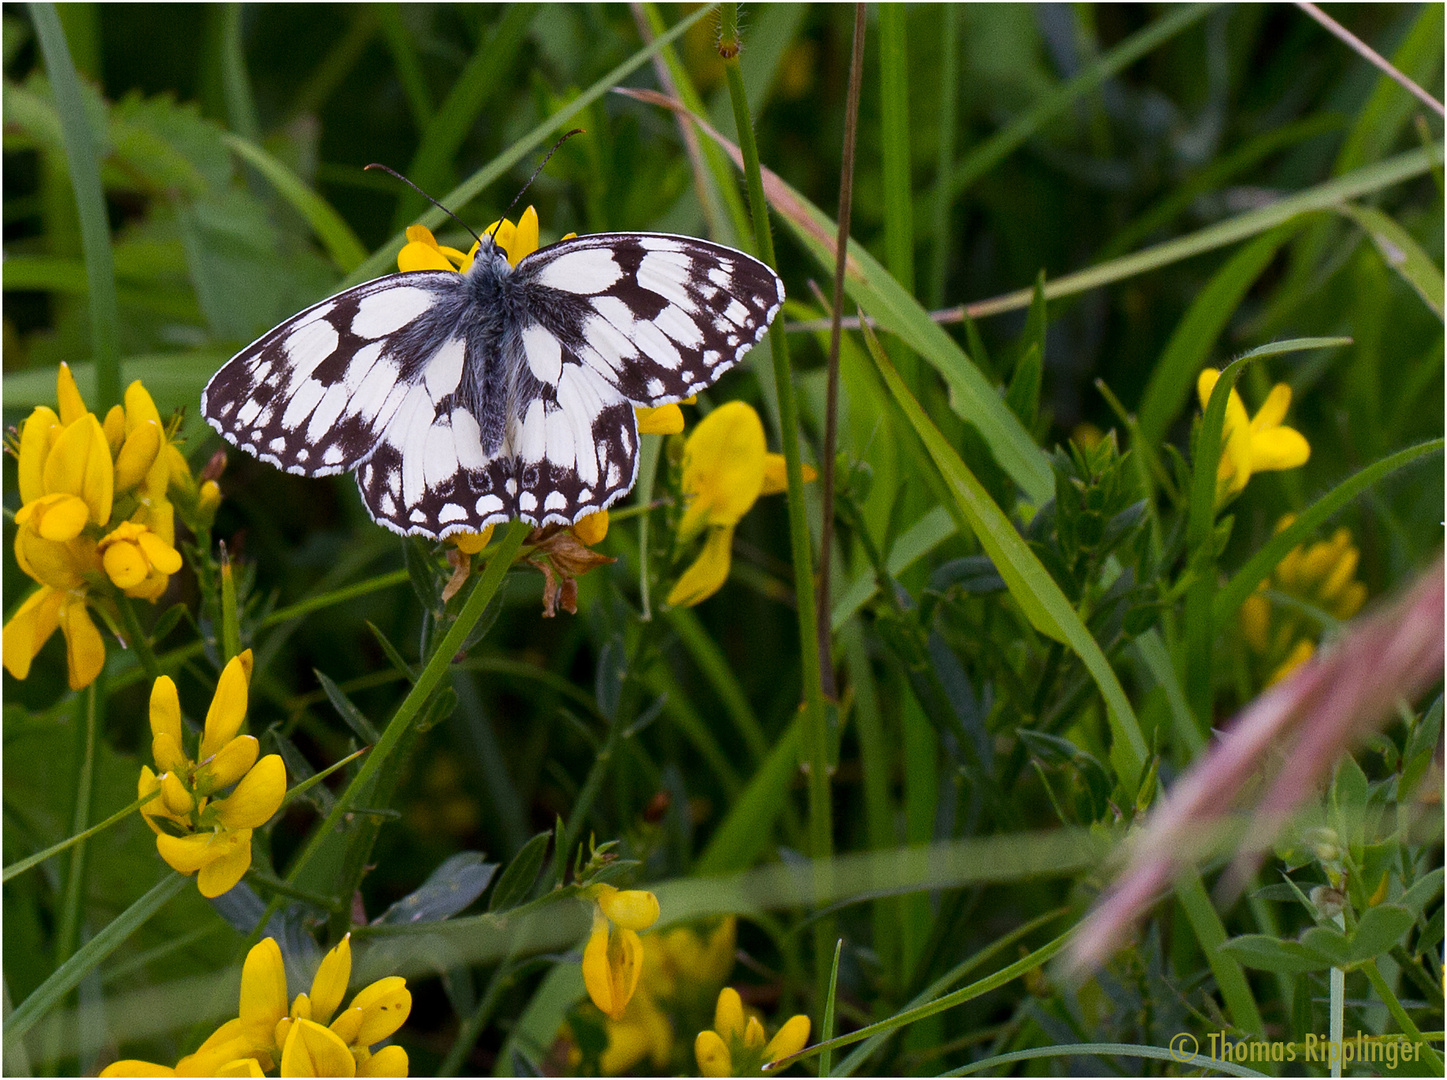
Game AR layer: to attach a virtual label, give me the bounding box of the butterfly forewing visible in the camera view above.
[202,271,464,478]
[203,229,784,539]
[513,233,784,405]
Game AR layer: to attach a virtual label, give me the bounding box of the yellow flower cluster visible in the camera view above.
[139,651,285,898]
[582,884,662,1021]
[102,935,410,1077]
[1197,368,1310,502]
[1240,515,1369,685]
[695,987,811,1077]
[668,401,815,608]
[4,364,220,690]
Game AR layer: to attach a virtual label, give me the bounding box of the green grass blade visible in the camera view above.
[664,606,768,761]
[927,5,959,309]
[391,5,536,233]
[832,907,1068,1076]
[946,3,1213,200]
[3,791,160,885]
[941,1042,1267,1078]
[345,4,714,285]
[30,1,121,409]
[222,133,368,273]
[961,143,1444,320]
[778,926,1073,1068]
[219,3,259,140]
[694,717,802,876]
[1136,221,1307,451]
[1213,438,1444,627]
[1176,870,1264,1036]
[1099,112,1344,261]
[859,320,1148,787]
[878,4,914,296]
[1338,203,1444,319]
[376,3,432,132]
[819,938,843,1076]
[4,873,190,1046]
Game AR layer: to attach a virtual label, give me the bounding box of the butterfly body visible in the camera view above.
[202,231,784,538]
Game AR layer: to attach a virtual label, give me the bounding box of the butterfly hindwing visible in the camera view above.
[201,271,464,477]
[513,233,784,405]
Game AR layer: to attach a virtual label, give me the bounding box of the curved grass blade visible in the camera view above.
[343,4,715,286]
[3,791,160,885]
[30,1,121,408]
[1136,221,1307,451]
[960,143,1444,320]
[818,938,843,1076]
[4,873,190,1046]
[1338,202,1444,319]
[940,1042,1267,1078]
[858,320,1148,787]
[222,133,368,273]
[1213,438,1444,626]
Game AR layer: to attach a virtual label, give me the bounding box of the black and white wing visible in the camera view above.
[511,233,785,406]
[201,272,465,478]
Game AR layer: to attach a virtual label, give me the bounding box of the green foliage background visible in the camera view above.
[3,3,1443,1077]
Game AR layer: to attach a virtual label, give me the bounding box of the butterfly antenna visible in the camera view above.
[488,128,587,242]
[364,163,484,248]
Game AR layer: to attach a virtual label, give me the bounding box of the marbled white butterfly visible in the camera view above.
[201,228,784,538]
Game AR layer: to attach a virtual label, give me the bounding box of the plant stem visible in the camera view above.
[239,522,528,952]
[817,3,866,700]
[718,0,834,1016]
[440,957,517,1076]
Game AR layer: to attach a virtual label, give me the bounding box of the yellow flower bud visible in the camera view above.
[572,509,609,546]
[596,885,660,931]
[160,770,195,816]
[201,652,253,759]
[308,934,352,1027]
[196,735,260,793]
[714,986,746,1044]
[240,939,290,1049]
[347,976,411,1045]
[763,1014,811,1064]
[56,362,88,425]
[635,403,685,435]
[279,1018,355,1078]
[695,1029,732,1078]
[357,1045,408,1077]
[115,421,162,492]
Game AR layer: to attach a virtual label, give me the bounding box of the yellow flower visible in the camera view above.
[666,402,816,607]
[139,652,286,898]
[240,935,412,1077]
[694,987,810,1077]
[397,206,558,276]
[98,520,183,599]
[1239,515,1368,687]
[593,916,737,1075]
[1197,369,1310,500]
[582,884,661,1020]
[571,509,609,547]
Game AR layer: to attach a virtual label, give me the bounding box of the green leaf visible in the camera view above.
[489,831,552,913]
[1399,867,1444,918]
[1218,934,1332,974]
[402,537,442,616]
[858,320,1147,787]
[376,851,497,925]
[222,132,368,273]
[1347,904,1416,963]
[1005,343,1042,432]
[1338,203,1444,320]
[314,669,381,744]
[1299,925,1354,967]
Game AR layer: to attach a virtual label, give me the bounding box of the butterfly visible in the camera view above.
[201,229,784,538]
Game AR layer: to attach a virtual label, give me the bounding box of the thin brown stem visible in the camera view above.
[1296,2,1445,118]
[816,2,867,699]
